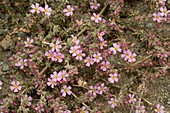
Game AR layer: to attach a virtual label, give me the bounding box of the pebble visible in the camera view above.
[2,63,9,71]
[17,31,26,37]
[146,23,153,29]
[0,37,14,50]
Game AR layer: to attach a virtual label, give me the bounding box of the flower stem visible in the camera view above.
[129,88,153,106]
[71,92,91,111]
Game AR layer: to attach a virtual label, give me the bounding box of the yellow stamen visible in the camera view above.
[34,7,38,11]
[44,9,48,13]
[14,85,19,89]
[129,55,134,59]
[67,9,71,12]
[94,15,99,19]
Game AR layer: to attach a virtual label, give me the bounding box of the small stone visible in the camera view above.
[146,23,153,29]
[2,63,9,71]
[17,31,26,37]
[0,35,14,50]
[7,51,12,57]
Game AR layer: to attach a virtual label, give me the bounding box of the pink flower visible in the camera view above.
[100,40,107,49]
[108,98,118,108]
[30,3,42,14]
[80,106,89,113]
[121,50,132,61]
[97,83,108,95]
[55,52,65,62]
[154,104,164,113]
[50,40,62,52]
[153,13,162,23]
[128,94,137,104]
[91,13,102,23]
[110,18,116,26]
[23,94,32,106]
[135,105,145,113]
[100,61,110,71]
[109,43,122,54]
[35,103,45,112]
[88,85,98,97]
[93,53,102,63]
[40,5,52,16]
[10,81,22,92]
[58,70,69,82]
[15,59,28,69]
[63,5,74,16]
[50,71,62,81]
[127,52,136,63]
[108,73,119,83]
[0,81,3,90]
[24,38,34,47]
[84,57,94,67]
[45,50,56,61]
[61,85,72,97]
[71,35,79,45]
[69,46,80,56]
[158,0,166,5]
[75,50,86,61]
[63,110,71,113]
[76,19,83,26]
[90,1,100,10]
[97,32,105,41]
[47,78,57,88]
[160,7,170,17]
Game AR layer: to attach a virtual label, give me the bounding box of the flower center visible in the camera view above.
[62,74,65,78]
[78,53,82,57]
[92,89,96,92]
[156,15,159,19]
[129,55,134,59]
[49,54,53,58]
[101,42,104,46]
[93,3,97,6]
[44,9,48,13]
[27,41,31,45]
[95,56,99,60]
[21,62,25,66]
[56,55,61,60]
[112,101,115,105]
[112,19,115,23]
[54,75,58,79]
[73,38,77,42]
[101,87,104,91]
[67,9,71,12]
[64,88,68,92]
[125,53,129,56]
[163,10,167,13]
[111,76,115,80]
[98,34,102,37]
[51,80,55,84]
[34,7,38,11]
[87,59,91,63]
[103,64,107,68]
[14,85,19,89]
[73,49,77,53]
[130,98,134,101]
[81,110,85,113]
[114,47,118,51]
[157,108,161,112]
[54,44,58,49]
[94,15,99,19]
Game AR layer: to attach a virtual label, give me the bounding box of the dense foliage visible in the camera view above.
[0,0,169,112]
